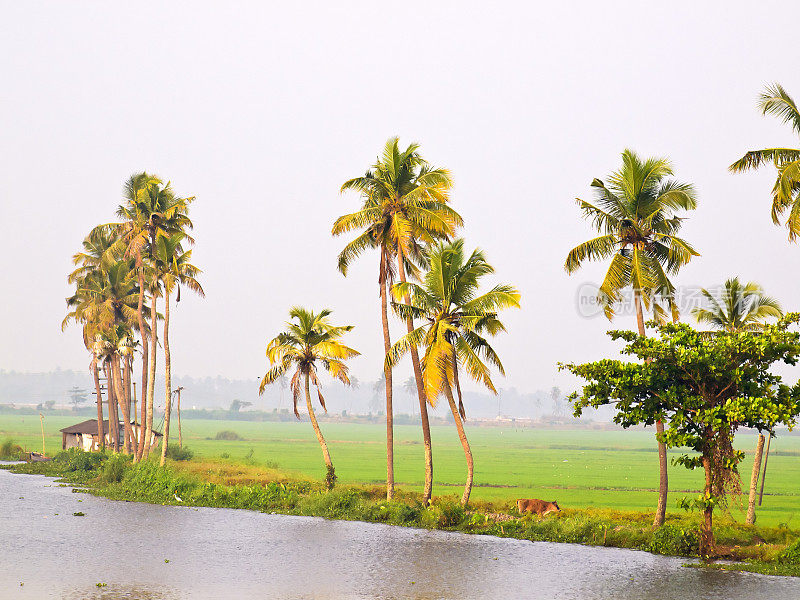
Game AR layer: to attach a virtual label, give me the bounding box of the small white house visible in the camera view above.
[60,419,162,451]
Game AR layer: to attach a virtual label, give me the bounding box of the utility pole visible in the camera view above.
[174,386,185,448]
[39,413,46,456]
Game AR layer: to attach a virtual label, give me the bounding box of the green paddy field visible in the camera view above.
[2,414,799,527]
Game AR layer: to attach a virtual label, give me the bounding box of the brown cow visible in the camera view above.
[517,498,561,516]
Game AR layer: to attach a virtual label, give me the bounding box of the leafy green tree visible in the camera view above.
[388,240,519,505]
[562,317,800,557]
[730,84,800,240]
[691,277,783,525]
[333,137,461,502]
[565,149,700,527]
[258,307,359,489]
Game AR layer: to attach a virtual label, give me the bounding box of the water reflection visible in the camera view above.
[2,469,799,600]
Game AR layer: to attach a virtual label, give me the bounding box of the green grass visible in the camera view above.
[3,414,800,527]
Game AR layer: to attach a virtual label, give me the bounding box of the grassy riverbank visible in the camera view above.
[3,449,800,577]
[4,416,800,527]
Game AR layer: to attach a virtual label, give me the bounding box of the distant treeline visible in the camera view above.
[0,369,596,420]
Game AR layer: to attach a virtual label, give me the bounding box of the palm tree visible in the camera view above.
[692,277,783,525]
[94,326,137,453]
[730,84,800,240]
[333,137,461,503]
[64,234,141,453]
[388,240,520,506]
[565,149,699,527]
[258,307,359,489]
[154,233,204,466]
[106,172,194,460]
[692,278,782,332]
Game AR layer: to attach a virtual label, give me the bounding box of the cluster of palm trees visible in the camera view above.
[259,139,520,504]
[63,172,203,466]
[566,82,798,526]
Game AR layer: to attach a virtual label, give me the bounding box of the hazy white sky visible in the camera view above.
[2,1,799,393]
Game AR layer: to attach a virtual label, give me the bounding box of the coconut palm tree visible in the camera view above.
[692,277,783,524]
[692,278,782,332]
[564,149,699,527]
[258,307,359,489]
[730,84,800,240]
[94,326,137,453]
[64,234,142,452]
[154,233,204,466]
[388,240,520,506]
[333,137,461,503]
[105,173,194,460]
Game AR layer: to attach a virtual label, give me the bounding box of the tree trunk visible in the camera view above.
[177,389,183,449]
[135,251,149,463]
[379,252,395,501]
[144,291,158,458]
[160,290,173,467]
[92,358,105,450]
[700,453,715,559]
[123,357,134,452]
[396,246,433,504]
[305,372,334,488]
[104,362,119,452]
[443,379,473,507]
[746,434,766,525]
[110,357,133,455]
[635,290,668,527]
[758,434,771,506]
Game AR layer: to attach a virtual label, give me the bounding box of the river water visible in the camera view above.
[2,468,799,599]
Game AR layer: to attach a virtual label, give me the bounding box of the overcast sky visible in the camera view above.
[1,1,799,394]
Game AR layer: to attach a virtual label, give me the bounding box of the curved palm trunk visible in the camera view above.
[91,357,105,450]
[443,380,473,506]
[746,434,766,524]
[135,251,148,463]
[635,290,668,527]
[379,252,394,501]
[144,291,157,458]
[160,290,173,467]
[110,356,133,455]
[305,372,334,488]
[396,247,433,504]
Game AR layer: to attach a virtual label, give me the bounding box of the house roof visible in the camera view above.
[60,419,162,436]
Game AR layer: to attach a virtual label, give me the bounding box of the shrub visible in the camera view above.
[299,488,364,519]
[325,465,337,490]
[99,453,132,483]
[420,500,466,529]
[779,538,800,564]
[649,523,699,556]
[54,448,106,472]
[164,445,194,461]
[0,439,23,460]
[215,430,243,441]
